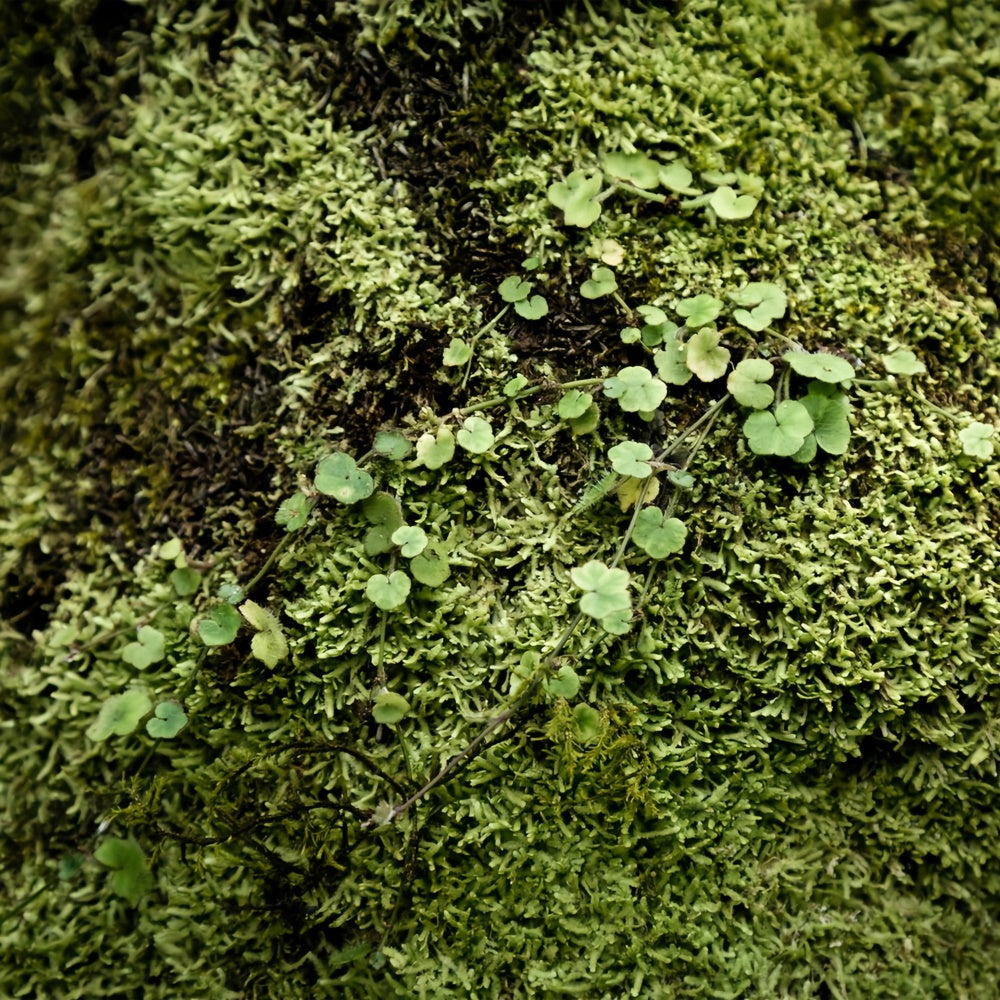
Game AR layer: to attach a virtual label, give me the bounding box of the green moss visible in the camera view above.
[3,1,1000,997]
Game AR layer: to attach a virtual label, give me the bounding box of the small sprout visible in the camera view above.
[784,351,855,384]
[275,492,310,532]
[743,400,814,456]
[544,663,581,699]
[87,689,153,741]
[159,538,183,561]
[727,358,775,409]
[618,474,659,512]
[602,150,661,189]
[456,415,495,454]
[240,600,287,668]
[442,337,473,366]
[504,374,529,397]
[409,542,451,587]
[685,327,731,382]
[94,836,154,904]
[392,525,428,558]
[315,453,374,504]
[415,427,455,469]
[882,349,926,376]
[800,382,851,455]
[729,282,787,331]
[676,294,723,328]
[372,690,410,726]
[632,508,687,558]
[374,429,412,460]
[708,185,758,220]
[515,295,548,320]
[217,582,245,605]
[570,560,631,626]
[498,276,531,304]
[566,401,600,436]
[658,161,697,194]
[608,441,654,478]
[557,389,593,420]
[197,603,241,646]
[572,703,602,742]
[958,421,995,459]
[653,342,693,386]
[122,627,166,670]
[604,366,668,412]
[580,265,618,299]
[547,170,604,227]
[145,700,187,739]
[366,571,411,610]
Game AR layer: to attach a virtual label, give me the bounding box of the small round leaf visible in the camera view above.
[784,351,855,384]
[392,525,428,558]
[87,690,153,741]
[632,508,687,558]
[197,603,241,646]
[456,416,495,454]
[366,571,411,610]
[608,440,654,478]
[315,453,374,504]
[145,700,188,739]
[372,690,410,725]
[121,627,165,669]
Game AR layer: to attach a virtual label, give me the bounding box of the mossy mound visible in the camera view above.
[2,2,999,997]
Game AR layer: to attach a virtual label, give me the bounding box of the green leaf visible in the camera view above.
[743,400,814,456]
[239,600,280,633]
[442,337,473,366]
[641,321,679,347]
[727,358,775,409]
[159,538,183,561]
[522,256,540,270]
[409,542,451,587]
[146,701,187,739]
[572,703,602,742]
[603,366,667,412]
[456,415,495,454]
[217,582,245,605]
[87,690,153,741]
[121,626,166,669]
[275,492,311,532]
[504,374,529,397]
[514,295,548,320]
[169,566,201,597]
[729,282,787,331]
[498,275,532,302]
[372,690,410,725]
[791,433,818,464]
[709,185,758,220]
[566,401,600,436]
[658,161,697,194]
[362,492,405,556]
[676,294,723,328]
[602,150,661,189]
[667,469,695,489]
[580,265,618,299]
[685,327,731,382]
[373,429,412,460]
[653,342,693,386]
[599,609,632,635]
[315,453,374,504]
[784,351,855,384]
[545,664,581,699]
[415,427,455,469]
[800,383,851,455]
[557,389,592,420]
[391,525,428,558]
[632,508,687,558]
[636,304,668,327]
[250,628,288,669]
[570,560,631,620]
[882,349,925,376]
[366,571,411,610]
[608,440,654,478]
[547,170,604,227]
[197,603,241,646]
[58,852,85,881]
[620,326,641,345]
[94,836,154,904]
[958,421,995,459]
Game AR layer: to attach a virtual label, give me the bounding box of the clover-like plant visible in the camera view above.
[373,429,412,460]
[409,542,452,587]
[727,358,775,409]
[798,382,851,457]
[415,427,456,470]
[604,366,667,413]
[580,265,618,300]
[372,689,410,725]
[784,351,855,384]
[94,836,154,904]
[456,415,495,454]
[602,150,662,189]
[570,560,631,634]
[676,293,723,328]
[544,663,582,699]
[121,626,166,670]
[958,421,995,459]
[315,453,374,503]
[708,185,758,220]
[608,441,654,478]
[362,493,405,556]
[239,600,288,668]
[366,571,412,610]
[685,327,731,382]
[87,689,153,741]
[729,282,787,331]
[547,170,604,227]
[654,340,693,386]
[146,700,187,739]
[571,703,602,742]
[631,507,687,558]
[557,389,593,420]
[882,349,926,376]
[275,491,311,532]
[391,525,428,558]
[743,400,814,456]
[197,603,241,646]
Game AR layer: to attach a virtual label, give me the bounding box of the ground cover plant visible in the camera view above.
[2,0,1000,996]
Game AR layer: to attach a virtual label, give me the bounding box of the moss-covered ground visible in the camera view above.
[2,1,999,996]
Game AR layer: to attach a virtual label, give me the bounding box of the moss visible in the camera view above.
[3,1,1000,997]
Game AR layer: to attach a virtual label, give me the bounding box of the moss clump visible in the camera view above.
[2,1,1000,998]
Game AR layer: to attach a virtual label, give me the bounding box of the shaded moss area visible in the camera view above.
[2,1,1000,997]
